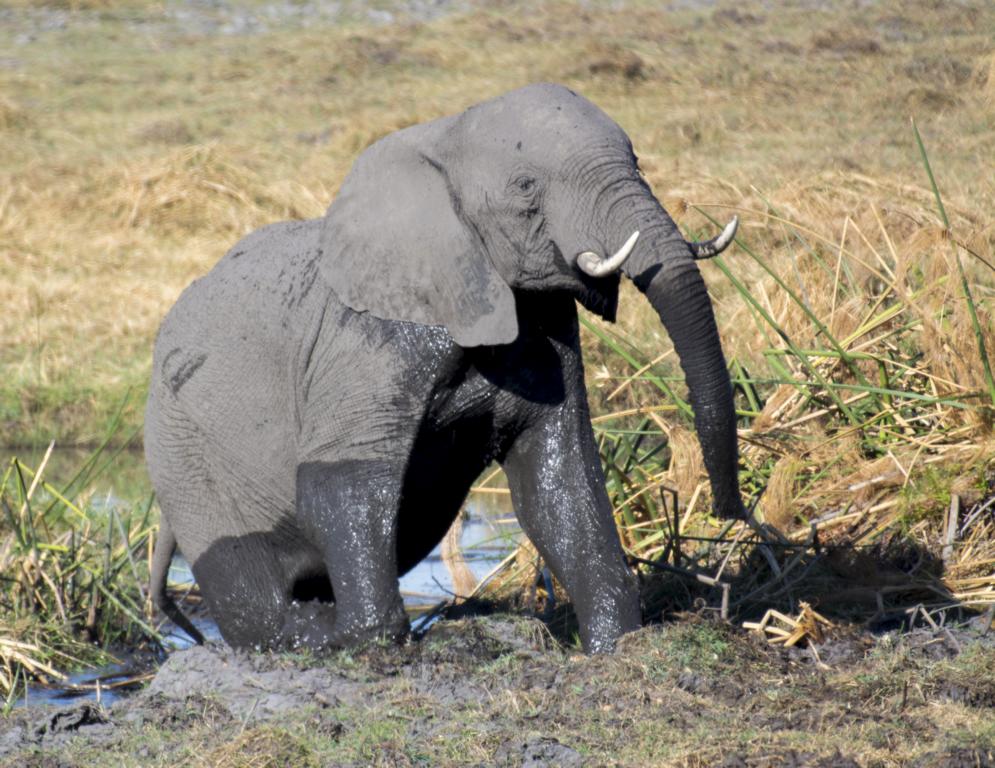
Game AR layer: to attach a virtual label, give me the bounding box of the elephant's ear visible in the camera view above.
[319,128,518,347]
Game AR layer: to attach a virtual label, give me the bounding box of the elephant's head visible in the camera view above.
[321,83,745,519]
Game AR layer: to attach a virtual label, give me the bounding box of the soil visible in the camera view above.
[2,614,993,767]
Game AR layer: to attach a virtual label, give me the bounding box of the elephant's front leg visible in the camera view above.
[296,459,410,648]
[502,412,641,653]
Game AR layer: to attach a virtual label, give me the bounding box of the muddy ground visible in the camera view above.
[1,613,993,767]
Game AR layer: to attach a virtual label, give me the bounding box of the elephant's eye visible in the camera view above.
[512,175,537,195]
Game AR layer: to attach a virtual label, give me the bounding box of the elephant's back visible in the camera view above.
[158,218,325,339]
[151,219,326,408]
[146,219,330,536]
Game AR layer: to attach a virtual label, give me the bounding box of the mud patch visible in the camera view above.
[495,735,584,767]
[146,644,365,720]
[2,615,994,766]
[0,702,114,761]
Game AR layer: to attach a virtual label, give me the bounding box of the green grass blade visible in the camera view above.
[911,118,949,229]
[698,207,883,411]
[711,256,859,424]
[913,118,995,407]
[581,315,693,417]
[56,388,133,503]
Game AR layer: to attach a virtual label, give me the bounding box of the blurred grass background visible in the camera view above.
[2,0,992,445]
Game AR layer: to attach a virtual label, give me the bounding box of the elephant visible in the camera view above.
[145,83,744,654]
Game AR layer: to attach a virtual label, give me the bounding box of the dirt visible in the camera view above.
[1,614,993,767]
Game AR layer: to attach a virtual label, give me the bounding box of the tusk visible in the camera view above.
[688,216,738,259]
[577,230,640,278]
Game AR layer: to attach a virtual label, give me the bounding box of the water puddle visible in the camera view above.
[399,492,519,607]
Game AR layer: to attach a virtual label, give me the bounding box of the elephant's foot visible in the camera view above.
[280,600,410,651]
[280,601,338,651]
[340,618,410,648]
[326,597,410,648]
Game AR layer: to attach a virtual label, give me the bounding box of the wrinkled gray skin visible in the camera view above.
[145,83,745,654]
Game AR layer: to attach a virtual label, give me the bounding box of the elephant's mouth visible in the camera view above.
[574,271,621,322]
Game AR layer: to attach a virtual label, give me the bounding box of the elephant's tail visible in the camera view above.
[151,519,206,645]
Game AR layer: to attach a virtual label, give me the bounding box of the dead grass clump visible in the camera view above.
[0,628,67,699]
[749,384,797,435]
[0,96,30,132]
[134,118,196,146]
[330,33,441,81]
[902,87,963,112]
[662,427,705,507]
[762,456,808,530]
[845,456,906,509]
[201,726,318,768]
[579,43,647,82]
[903,56,974,88]
[109,145,312,238]
[481,16,541,44]
[711,8,764,27]
[811,30,883,57]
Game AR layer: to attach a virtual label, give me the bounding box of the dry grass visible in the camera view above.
[202,726,319,768]
[1,0,992,444]
[571,161,995,620]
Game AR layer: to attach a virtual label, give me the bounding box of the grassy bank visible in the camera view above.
[1,0,992,445]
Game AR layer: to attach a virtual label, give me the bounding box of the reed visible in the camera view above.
[0,398,166,703]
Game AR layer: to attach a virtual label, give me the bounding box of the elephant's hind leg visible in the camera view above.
[148,392,338,651]
[192,529,339,651]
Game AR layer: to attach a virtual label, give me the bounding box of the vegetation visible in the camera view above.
[1,0,992,444]
[561,121,995,629]
[0,402,162,705]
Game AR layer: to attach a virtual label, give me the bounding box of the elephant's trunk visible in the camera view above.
[615,198,746,520]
